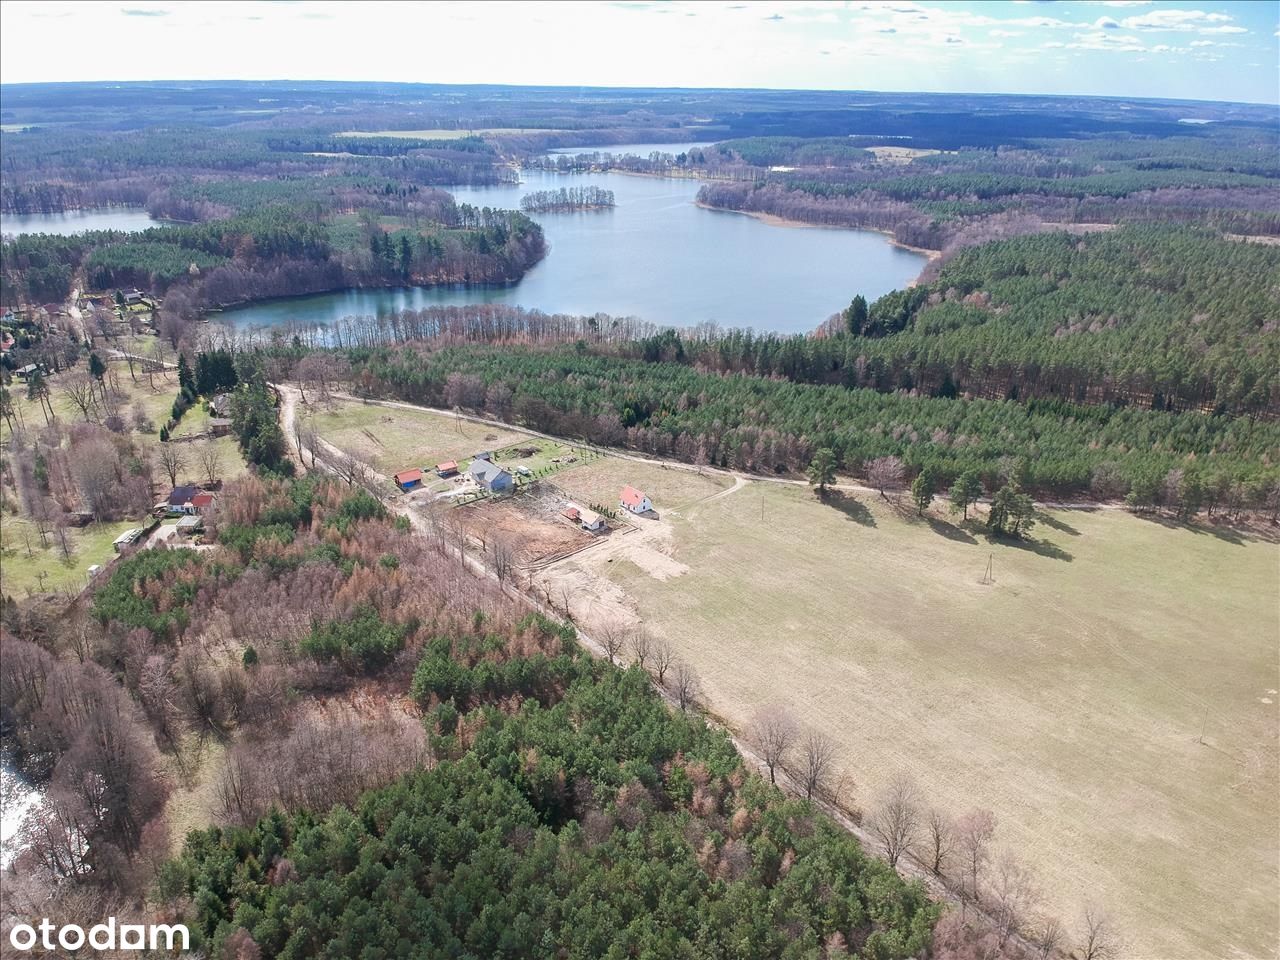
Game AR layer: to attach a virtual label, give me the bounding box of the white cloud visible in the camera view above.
[1189,39,1214,47]
[1120,9,1232,32]
[1198,25,1247,34]
[1093,16,1120,30]
[989,28,1021,38]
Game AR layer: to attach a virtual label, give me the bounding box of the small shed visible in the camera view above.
[113,528,144,552]
[620,485,653,515]
[577,507,605,532]
[210,417,233,437]
[473,450,493,461]
[562,505,581,521]
[394,468,423,491]
[436,460,459,478]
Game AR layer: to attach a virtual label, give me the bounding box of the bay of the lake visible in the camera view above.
[0,206,165,236]
[222,167,925,333]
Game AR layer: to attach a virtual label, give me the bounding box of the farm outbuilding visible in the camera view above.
[436,460,459,478]
[394,468,423,491]
[469,459,514,493]
[620,485,653,514]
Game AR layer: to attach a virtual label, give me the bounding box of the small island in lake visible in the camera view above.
[520,185,615,212]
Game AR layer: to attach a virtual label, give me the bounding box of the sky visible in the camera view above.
[0,0,1276,104]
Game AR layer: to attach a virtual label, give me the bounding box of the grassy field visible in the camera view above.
[0,513,139,596]
[307,399,529,480]
[541,472,1280,959]
[552,456,731,514]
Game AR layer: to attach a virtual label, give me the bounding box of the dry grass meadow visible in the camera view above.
[307,399,527,479]
[540,464,1280,960]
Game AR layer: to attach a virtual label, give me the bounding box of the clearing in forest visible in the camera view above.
[539,469,1280,960]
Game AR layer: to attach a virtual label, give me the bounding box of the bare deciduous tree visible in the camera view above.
[1032,915,1065,960]
[921,806,955,876]
[669,659,700,711]
[197,443,221,488]
[488,534,516,586]
[597,620,628,665]
[1078,906,1118,960]
[870,773,920,869]
[956,808,997,904]
[866,455,906,501]
[650,636,676,684]
[158,442,186,489]
[990,853,1039,946]
[798,728,837,801]
[749,704,797,785]
[60,372,99,422]
[627,626,653,670]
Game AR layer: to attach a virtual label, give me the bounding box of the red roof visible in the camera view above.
[395,468,423,485]
[562,506,580,520]
[620,485,647,508]
[191,493,215,507]
[436,461,458,471]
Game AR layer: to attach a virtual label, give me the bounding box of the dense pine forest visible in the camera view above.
[337,342,1280,500]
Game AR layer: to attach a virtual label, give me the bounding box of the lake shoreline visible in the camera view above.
[694,200,942,266]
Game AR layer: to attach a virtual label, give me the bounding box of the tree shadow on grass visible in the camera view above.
[823,489,876,527]
[923,515,977,544]
[1131,510,1274,546]
[1036,511,1081,537]
[985,531,1074,562]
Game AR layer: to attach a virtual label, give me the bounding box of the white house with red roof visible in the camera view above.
[619,485,652,515]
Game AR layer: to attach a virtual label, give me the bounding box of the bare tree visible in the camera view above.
[1078,905,1118,960]
[60,372,99,422]
[158,442,186,489]
[669,659,700,711]
[798,728,837,801]
[866,455,905,502]
[956,808,997,904]
[749,704,797,785]
[597,620,628,665]
[649,636,676,684]
[197,443,221,488]
[920,806,955,876]
[1032,915,1065,960]
[488,534,516,586]
[990,853,1039,947]
[869,773,920,869]
[627,626,653,670]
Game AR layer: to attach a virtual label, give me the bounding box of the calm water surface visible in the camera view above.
[225,167,925,334]
[1,206,164,236]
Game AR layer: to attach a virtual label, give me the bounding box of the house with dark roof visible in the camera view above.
[167,485,200,510]
[469,459,513,493]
